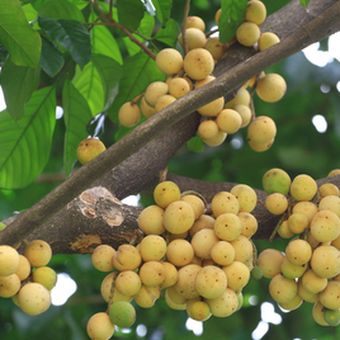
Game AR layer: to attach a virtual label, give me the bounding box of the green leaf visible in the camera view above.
[155,18,180,47]
[38,0,84,22]
[39,17,90,67]
[0,59,40,119]
[22,3,38,23]
[72,62,105,116]
[152,0,172,24]
[219,0,248,43]
[0,0,41,67]
[117,0,144,32]
[0,87,56,189]
[186,136,205,153]
[91,25,122,64]
[92,54,122,110]
[62,81,92,174]
[40,37,65,77]
[299,0,310,7]
[108,52,165,121]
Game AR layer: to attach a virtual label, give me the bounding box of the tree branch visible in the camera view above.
[181,0,191,55]
[1,0,340,248]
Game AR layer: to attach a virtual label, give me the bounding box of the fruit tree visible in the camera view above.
[0,0,340,339]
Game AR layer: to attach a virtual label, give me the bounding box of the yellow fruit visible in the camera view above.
[112,244,141,271]
[186,300,211,321]
[168,77,191,98]
[279,294,303,311]
[311,245,340,278]
[166,239,194,266]
[166,286,187,305]
[298,282,317,303]
[140,235,167,262]
[319,183,340,198]
[144,81,168,106]
[32,266,57,290]
[262,168,291,195]
[164,201,195,234]
[225,88,251,107]
[269,274,298,304]
[197,120,219,140]
[277,220,294,239]
[161,262,178,288]
[236,22,261,47]
[216,109,242,134]
[239,212,258,238]
[287,213,309,234]
[156,48,183,75]
[141,96,156,118]
[115,271,141,296]
[118,101,141,127]
[290,174,318,201]
[258,32,280,51]
[319,281,340,310]
[181,28,207,50]
[194,75,215,89]
[15,255,31,281]
[134,285,160,308]
[248,139,274,152]
[223,261,250,292]
[256,73,287,103]
[183,48,214,80]
[211,191,240,217]
[214,213,242,242]
[328,169,340,177]
[155,94,176,112]
[181,194,205,220]
[91,244,115,272]
[234,104,252,127]
[190,214,215,236]
[76,138,106,165]
[191,228,219,259]
[247,115,277,144]
[197,97,225,117]
[174,264,201,299]
[265,193,288,215]
[207,288,238,317]
[310,210,340,243]
[139,261,165,287]
[231,235,253,263]
[202,131,227,147]
[285,239,312,265]
[312,303,329,326]
[165,288,187,310]
[205,37,225,60]
[153,181,181,208]
[319,195,340,217]
[257,249,284,279]
[0,274,21,298]
[100,272,116,302]
[0,245,19,276]
[185,16,206,32]
[292,201,318,222]
[301,269,328,294]
[280,258,307,279]
[210,241,235,266]
[24,240,52,267]
[231,184,257,213]
[137,205,165,235]
[246,0,267,25]
[86,312,114,340]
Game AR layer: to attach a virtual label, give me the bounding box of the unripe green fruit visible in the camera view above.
[186,300,211,321]
[109,301,136,328]
[251,266,263,280]
[118,101,141,127]
[32,266,57,290]
[246,0,267,25]
[0,274,21,298]
[323,309,340,326]
[77,138,106,165]
[0,245,19,276]
[137,205,165,235]
[207,288,238,317]
[211,191,240,217]
[262,168,291,195]
[290,174,318,201]
[18,282,51,316]
[183,48,214,80]
[167,239,194,266]
[86,312,114,340]
[164,200,195,234]
[153,181,181,208]
[156,48,183,75]
[258,32,280,51]
[236,22,260,47]
[91,244,116,272]
[24,239,52,267]
[256,73,287,103]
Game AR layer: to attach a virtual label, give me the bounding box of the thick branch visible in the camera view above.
[2,0,340,247]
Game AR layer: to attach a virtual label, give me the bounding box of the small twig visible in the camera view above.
[108,0,113,18]
[181,0,191,55]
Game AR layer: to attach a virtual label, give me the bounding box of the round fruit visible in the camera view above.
[210,241,235,266]
[247,115,277,144]
[0,245,19,276]
[207,288,239,317]
[211,191,240,217]
[191,228,219,259]
[164,201,195,234]
[234,104,252,127]
[144,81,168,106]
[205,37,225,60]
[139,261,165,287]
[231,184,257,213]
[257,249,284,279]
[311,245,340,278]
[246,0,267,25]
[174,264,201,299]
[214,213,242,242]
[238,212,258,238]
[258,32,280,51]
[285,239,312,265]
[197,97,225,117]
[77,138,106,165]
[139,235,167,262]
[181,28,207,50]
[86,312,114,340]
[262,168,291,195]
[183,48,214,80]
[216,109,242,134]
[186,300,211,321]
[118,101,141,127]
[153,181,181,208]
[167,239,194,266]
[15,255,31,281]
[137,205,165,235]
[185,16,205,32]
[109,301,136,328]
[91,244,116,272]
[181,194,205,219]
[156,48,183,75]
[32,266,57,290]
[202,131,227,147]
[269,274,298,304]
[0,274,21,298]
[115,271,141,296]
[236,22,261,47]
[290,174,318,201]
[197,120,219,140]
[134,285,160,308]
[168,77,191,98]
[256,73,287,103]
[223,261,250,292]
[24,240,52,267]
[265,193,288,215]
[112,244,141,271]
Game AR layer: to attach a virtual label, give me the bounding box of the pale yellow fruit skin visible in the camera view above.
[239,212,258,238]
[168,77,191,98]
[310,210,340,242]
[207,288,239,317]
[248,139,274,152]
[181,28,207,50]
[265,193,288,215]
[285,239,312,265]
[181,194,205,219]
[319,281,340,310]
[256,73,287,103]
[112,244,141,271]
[301,269,328,294]
[231,184,257,213]
[319,195,340,217]
[210,241,235,266]
[202,131,227,147]
[205,37,225,60]
[100,272,116,302]
[311,245,340,278]
[225,88,251,108]
[312,303,329,326]
[332,234,340,250]
[298,282,317,303]
[185,16,206,32]
[277,220,294,239]
[269,274,298,304]
[190,214,215,236]
[155,94,176,112]
[236,22,261,47]
[153,181,181,208]
[197,120,219,140]
[258,32,280,51]
[234,104,252,127]
[223,261,250,292]
[197,97,225,117]
[328,169,340,177]
[115,271,141,296]
[32,266,57,290]
[174,264,201,299]
[246,0,267,25]
[18,282,51,316]
[161,262,178,289]
[247,115,277,144]
[0,274,21,298]
[134,285,160,308]
[231,236,253,263]
[165,289,187,310]
[86,312,114,340]
[118,101,141,127]
[164,201,195,234]
[91,244,116,272]
[186,300,211,321]
[166,239,194,266]
[211,192,240,217]
[0,245,19,276]
[279,294,303,311]
[194,75,215,89]
[139,261,165,287]
[24,240,52,267]
[137,205,165,235]
[144,81,168,106]
[140,235,167,262]
[141,96,156,118]
[290,174,318,201]
[216,109,242,134]
[319,183,340,198]
[183,48,214,80]
[191,229,219,259]
[214,213,242,242]
[292,201,318,222]
[257,249,284,279]
[195,266,227,299]
[288,213,309,234]
[76,138,106,165]
[15,255,31,281]
[156,48,183,75]
[280,258,307,279]
[166,286,187,305]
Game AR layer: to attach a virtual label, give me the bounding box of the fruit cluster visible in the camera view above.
[117,0,286,152]
[257,168,340,326]
[87,180,260,339]
[0,240,56,316]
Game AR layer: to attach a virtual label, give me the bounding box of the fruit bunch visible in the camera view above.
[117,0,286,152]
[257,168,340,326]
[87,180,260,339]
[0,240,56,316]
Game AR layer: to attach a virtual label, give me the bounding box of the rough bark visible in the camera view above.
[1,0,340,249]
